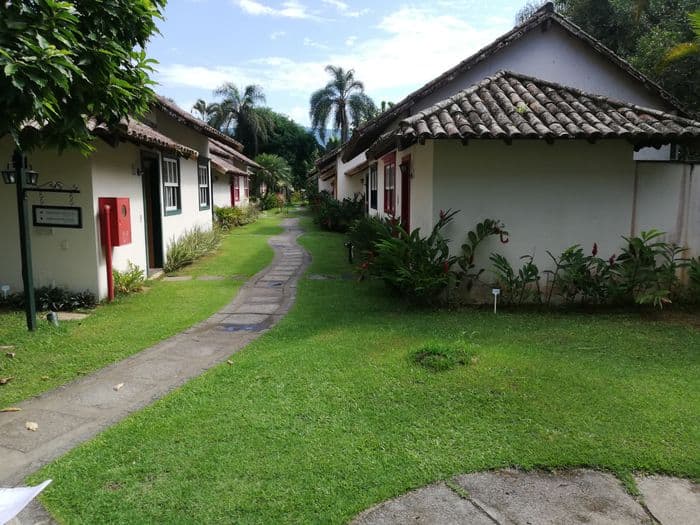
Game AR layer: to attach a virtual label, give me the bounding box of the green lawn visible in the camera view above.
[32,215,699,524]
[0,215,282,407]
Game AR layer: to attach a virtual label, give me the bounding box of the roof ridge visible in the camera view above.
[154,95,245,152]
[342,2,689,162]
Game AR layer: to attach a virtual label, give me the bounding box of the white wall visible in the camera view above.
[418,24,670,114]
[90,142,150,298]
[634,161,699,257]
[212,172,232,208]
[336,152,366,200]
[0,136,99,297]
[161,156,213,254]
[431,139,637,277]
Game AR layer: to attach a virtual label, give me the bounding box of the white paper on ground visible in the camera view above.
[0,480,52,525]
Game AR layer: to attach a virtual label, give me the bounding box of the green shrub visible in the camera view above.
[457,218,506,291]
[164,226,221,273]
[411,344,473,372]
[490,253,541,305]
[545,244,613,306]
[0,286,96,311]
[363,210,458,304]
[215,205,259,230]
[113,262,145,296]
[260,192,280,211]
[347,215,394,260]
[610,230,688,308]
[310,191,364,233]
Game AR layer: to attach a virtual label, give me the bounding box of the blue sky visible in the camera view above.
[151,0,525,126]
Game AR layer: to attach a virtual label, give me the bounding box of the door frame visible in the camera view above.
[400,155,411,231]
[140,151,164,270]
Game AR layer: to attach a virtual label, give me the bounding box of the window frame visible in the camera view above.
[162,156,181,216]
[383,153,396,216]
[233,175,241,205]
[369,163,378,210]
[197,158,211,211]
[243,176,250,199]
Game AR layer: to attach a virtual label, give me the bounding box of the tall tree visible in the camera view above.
[252,110,320,190]
[191,98,213,121]
[549,0,700,113]
[0,0,165,153]
[309,65,377,144]
[213,82,274,155]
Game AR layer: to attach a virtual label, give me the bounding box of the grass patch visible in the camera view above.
[411,344,473,372]
[0,215,282,406]
[31,215,699,524]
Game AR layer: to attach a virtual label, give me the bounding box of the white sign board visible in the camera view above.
[33,206,82,229]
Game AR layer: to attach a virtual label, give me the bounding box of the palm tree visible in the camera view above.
[309,65,377,144]
[254,153,293,196]
[213,82,273,155]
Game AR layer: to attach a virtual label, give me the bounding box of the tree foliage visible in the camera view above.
[548,0,700,112]
[0,0,165,152]
[254,110,319,190]
[253,153,293,195]
[210,82,273,156]
[309,65,377,144]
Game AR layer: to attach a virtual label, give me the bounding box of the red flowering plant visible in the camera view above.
[544,242,613,306]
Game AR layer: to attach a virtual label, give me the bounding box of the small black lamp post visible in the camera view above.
[344,240,354,264]
[2,149,38,331]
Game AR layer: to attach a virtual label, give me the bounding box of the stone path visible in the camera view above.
[1,217,308,524]
[352,469,700,525]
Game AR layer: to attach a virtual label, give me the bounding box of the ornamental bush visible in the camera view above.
[164,227,221,273]
[310,191,364,233]
[1,286,96,312]
[113,262,145,296]
[214,205,259,230]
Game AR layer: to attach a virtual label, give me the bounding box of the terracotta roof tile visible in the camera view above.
[210,152,248,176]
[343,2,689,161]
[154,96,245,152]
[123,119,199,159]
[367,71,700,157]
[209,139,261,169]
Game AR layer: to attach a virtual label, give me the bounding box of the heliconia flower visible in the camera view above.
[360,261,369,270]
[500,232,509,244]
[609,254,616,265]
[443,261,450,273]
[439,209,446,221]
[592,243,598,256]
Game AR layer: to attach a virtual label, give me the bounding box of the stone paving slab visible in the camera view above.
[352,469,697,525]
[636,474,700,524]
[352,483,493,525]
[3,217,310,525]
[455,469,651,524]
[162,275,192,282]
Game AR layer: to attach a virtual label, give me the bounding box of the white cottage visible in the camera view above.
[330,2,700,272]
[0,97,257,300]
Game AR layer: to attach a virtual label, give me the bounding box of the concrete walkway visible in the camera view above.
[0,217,308,524]
[352,469,700,525]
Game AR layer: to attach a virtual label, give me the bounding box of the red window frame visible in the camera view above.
[233,176,240,204]
[383,152,396,216]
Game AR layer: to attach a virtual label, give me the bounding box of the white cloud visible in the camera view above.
[303,37,330,50]
[236,0,321,20]
[270,30,286,39]
[321,0,369,17]
[345,35,357,47]
[157,6,511,125]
